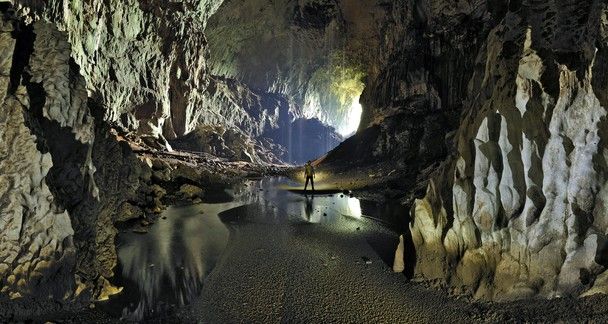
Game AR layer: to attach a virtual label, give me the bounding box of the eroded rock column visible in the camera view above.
[411,2,608,300]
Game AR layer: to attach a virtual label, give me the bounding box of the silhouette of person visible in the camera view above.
[304,161,315,193]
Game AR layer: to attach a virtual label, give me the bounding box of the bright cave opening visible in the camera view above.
[184,0,371,165]
[302,52,366,138]
[340,97,363,137]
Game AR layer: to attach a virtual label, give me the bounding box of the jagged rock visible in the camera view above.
[206,0,388,132]
[4,0,607,309]
[172,162,205,183]
[200,76,288,139]
[0,14,76,300]
[29,21,95,145]
[0,3,173,301]
[114,203,144,223]
[151,158,171,171]
[0,0,351,307]
[170,124,276,164]
[95,277,122,302]
[179,184,205,200]
[407,0,608,301]
[152,168,172,183]
[149,184,167,198]
[22,0,225,140]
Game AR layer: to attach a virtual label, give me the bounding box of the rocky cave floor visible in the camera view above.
[2,149,608,323]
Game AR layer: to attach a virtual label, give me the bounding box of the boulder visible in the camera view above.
[114,202,144,223]
[179,184,205,200]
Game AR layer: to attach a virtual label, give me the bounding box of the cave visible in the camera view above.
[2,0,608,322]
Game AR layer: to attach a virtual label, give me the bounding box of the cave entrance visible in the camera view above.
[182,0,375,165]
[340,96,363,137]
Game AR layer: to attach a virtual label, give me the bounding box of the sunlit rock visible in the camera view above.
[410,180,449,280]
[96,277,123,302]
[8,0,225,141]
[206,0,385,132]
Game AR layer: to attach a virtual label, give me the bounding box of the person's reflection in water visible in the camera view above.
[304,195,314,221]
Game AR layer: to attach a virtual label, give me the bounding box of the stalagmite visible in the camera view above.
[393,235,405,273]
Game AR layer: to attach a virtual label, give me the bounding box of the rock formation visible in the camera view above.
[30,0,224,141]
[206,0,388,134]
[170,124,283,164]
[0,0,300,306]
[364,0,608,300]
[0,27,76,300]
[263,118,343,164]
[314,0,608,301]
[1,8,87,300]
[0,0,236,302]
[3,0,608,310]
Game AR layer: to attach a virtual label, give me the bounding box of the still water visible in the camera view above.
[102,177,405,321]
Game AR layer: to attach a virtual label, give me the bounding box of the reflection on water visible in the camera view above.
[104,177,404,321]
[217,178,365,225]
[304,196,313,219]
[347,197,362,218]
[105,202,240,321]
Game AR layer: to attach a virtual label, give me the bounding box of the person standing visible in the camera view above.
[304,161,315,193]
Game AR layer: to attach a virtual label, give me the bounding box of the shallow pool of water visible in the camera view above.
[101,177,407,321]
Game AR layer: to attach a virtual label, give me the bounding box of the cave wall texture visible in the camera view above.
[403,0,608,300]
[0,0,329,302]
[0,0,227,301]
[316,0,608,301]
[206,0,388,133]
[35,0,224,140]
[0,16,77,299]
[2,0,608,305]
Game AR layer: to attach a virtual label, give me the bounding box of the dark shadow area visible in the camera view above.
[402,222,416,279]
[359,199,409,232]
[364,232,400,270]
[219,203,263,224]
[286,188,343,195]
[201,187,238,204]
[358,199,414,274]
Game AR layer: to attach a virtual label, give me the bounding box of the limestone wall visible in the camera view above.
[410,0,608,300]
[0,12,77,300]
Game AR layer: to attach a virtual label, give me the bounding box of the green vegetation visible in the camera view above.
[310,51,365,113]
